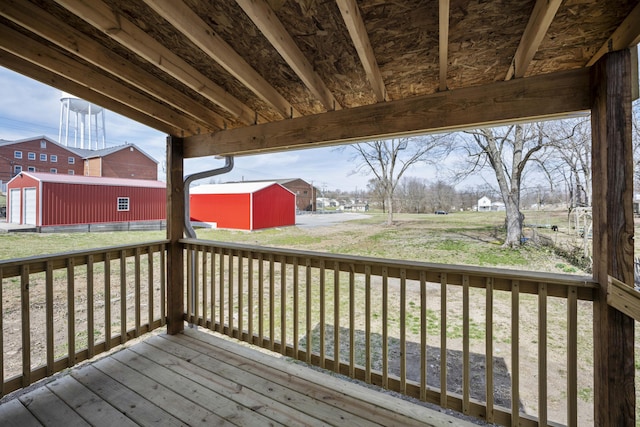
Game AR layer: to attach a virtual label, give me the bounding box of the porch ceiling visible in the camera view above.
[0,0,638,157]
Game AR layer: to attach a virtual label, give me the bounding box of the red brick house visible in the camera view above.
[72,144,158,180]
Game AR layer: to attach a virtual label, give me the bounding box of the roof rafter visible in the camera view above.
[54,0,260,126]
[336,0,388,102]
[439,0,450,91]
[184,68,591,158]
[587,1,640,66]
[0,23,203,135]
[0,0,224,131]
[505,0,562,80]
[235,0,342,111]
[143,0,300,119]
[0,50,182,136]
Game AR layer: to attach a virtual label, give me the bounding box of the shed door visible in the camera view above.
[23,188,36,225]
[9,188,20,224]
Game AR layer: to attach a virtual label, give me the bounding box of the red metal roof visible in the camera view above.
[10,172,166,188]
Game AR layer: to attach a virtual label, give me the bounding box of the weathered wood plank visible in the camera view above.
[607,276,640,321]
[46,375,137,427]
[19,386,89,426]
[166,136,184,335]
[0,398,42,427]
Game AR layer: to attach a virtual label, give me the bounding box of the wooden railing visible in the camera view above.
[182,238,598,427]
[0,240,168,397]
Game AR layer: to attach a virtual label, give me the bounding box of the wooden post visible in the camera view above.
[166,135,184,334]
[591,48,635,426]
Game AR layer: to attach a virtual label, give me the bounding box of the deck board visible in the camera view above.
[0,328,476,427]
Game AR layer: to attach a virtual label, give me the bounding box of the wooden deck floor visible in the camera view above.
[0,328,475,426]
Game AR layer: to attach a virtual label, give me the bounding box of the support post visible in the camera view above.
[166,135,184,334]
[591,48,635,426]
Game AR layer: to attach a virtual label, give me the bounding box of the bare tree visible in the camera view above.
[350,135,450,225]
[462,124,548,247]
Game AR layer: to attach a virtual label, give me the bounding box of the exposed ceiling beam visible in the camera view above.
[0,23,203,135]
[505,0,562,80]
[587,1,640,67]
[54,0,260,126]
[439,0,450,91]
[143,0,300,119]
[0,50,181,136]
[235,0,342,111]
[0,0,223,132]
[336,0,388,102]
[184,68,591,158]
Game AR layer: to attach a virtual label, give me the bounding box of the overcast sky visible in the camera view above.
[0,66,477,192]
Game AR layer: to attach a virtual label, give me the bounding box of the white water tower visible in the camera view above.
[58,92,106,150]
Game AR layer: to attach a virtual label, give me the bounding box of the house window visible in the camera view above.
[117,197,130,211]
[68,170,74,175]
[40,153,47,161]
[50,155,58,163]
[40,140,46,149]
[50,168,57,173]
[68,157,75,164]
[27,167,36,172]
[28,152,36,160]
[14,151,22,159]
[14,165,22,174]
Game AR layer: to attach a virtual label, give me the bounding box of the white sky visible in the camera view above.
[0,66,469,192]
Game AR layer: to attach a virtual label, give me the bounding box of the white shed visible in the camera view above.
[477,196,492,212]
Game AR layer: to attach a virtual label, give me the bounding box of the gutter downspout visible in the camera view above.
[183,156,234,328]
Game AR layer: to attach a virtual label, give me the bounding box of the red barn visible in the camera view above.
[6,172,166,230]
[190,182,295,231]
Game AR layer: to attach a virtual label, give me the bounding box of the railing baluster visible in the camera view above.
[440,272,447,408]
[193,248,200,326]
[462,274,470,414]
[293,257,299,358]
[511,280,520,426]
[538,282,548,426]
[382,266,388,389]
[120,251,127,344]
[104,254,111,349]
[219,248,224,333]
[160,247,166,326]
[281,256,286,355]
[400,268,406,393]
[248,251,254,342]
[46,261,54,375]
[201,247,207,327]
[87,255,95,358]
[319,259,325,369]
[333,260,340,372]
[420,270,427,401]
[134,248,141,337]
[228,250,234,337]
[365,264,371,384]
[148,248,154,328]
[258,253,264,344]
[305,258,312,364]
[21,264,31,386]
[238,252,244,339]
[348,264,355,378]
[210,248,215,330]
[485,277,494,423]
[567,286,578,427]
[67,258,75,366]
[269,254,275,350]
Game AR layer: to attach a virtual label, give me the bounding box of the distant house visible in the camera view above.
[477,196,492,212]
[6,172,166,231]
[70,143,158,180]
[190,181,295,231]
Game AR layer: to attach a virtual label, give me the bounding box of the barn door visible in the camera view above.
[23,187,36,225]
[8,188,20,223]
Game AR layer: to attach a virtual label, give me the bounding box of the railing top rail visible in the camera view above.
[181,238,597,290]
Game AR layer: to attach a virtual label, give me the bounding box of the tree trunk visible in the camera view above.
[385,191,394,225]
[503,192,523,247]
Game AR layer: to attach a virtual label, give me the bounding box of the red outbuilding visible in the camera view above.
[6,172,166,231]
[190,181,295,231]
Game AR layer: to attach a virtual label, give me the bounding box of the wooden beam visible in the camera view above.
[505,0,562,80]
[0,24,202,135]
[0,50,181,136]
[184,67,591,158]
[438,0,450,91]
[0,0,223,131]
[591,48,636,427]
[166,135,185,335]
[143,0,299,119]
[587,2,640,67]
[336,0,388,102]
[54,0,259,125]
[236,0,342,111]
[607,276,640,321]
